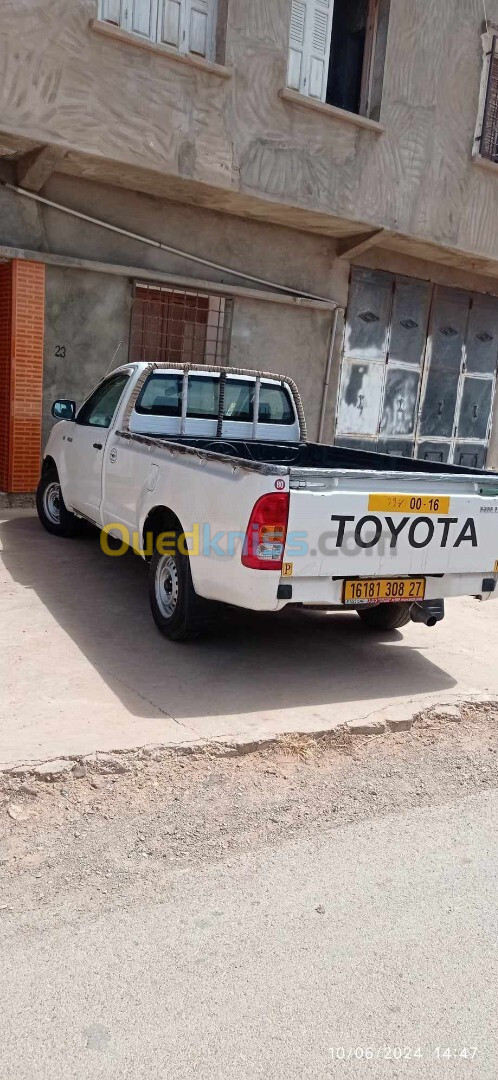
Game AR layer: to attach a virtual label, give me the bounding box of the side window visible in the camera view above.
[135,373,182,416]
[76,373,130,428]
[287,0,390,121]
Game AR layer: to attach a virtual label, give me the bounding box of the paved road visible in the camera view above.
[2,712,498,1079]
[1,510,498,768]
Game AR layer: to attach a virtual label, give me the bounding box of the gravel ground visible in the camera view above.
[1,701,497,925]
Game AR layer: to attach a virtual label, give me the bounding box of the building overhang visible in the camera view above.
[2,131,498,289]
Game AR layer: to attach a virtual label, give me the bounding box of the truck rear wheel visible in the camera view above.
[36,467,81,538]
[149,535,201,642]
[357,603,412,631]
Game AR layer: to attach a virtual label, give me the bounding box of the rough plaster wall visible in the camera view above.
[230,0,498,258]
[2,1,498,263]
[0,179,46,250]
[229,298,334,441]
[37,174,347,302]
[43,266,131,444]
[0,0,234,191]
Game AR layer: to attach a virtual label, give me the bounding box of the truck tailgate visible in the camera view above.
[285,471,498,580]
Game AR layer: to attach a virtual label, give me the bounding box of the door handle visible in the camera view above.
[93,442,103,450]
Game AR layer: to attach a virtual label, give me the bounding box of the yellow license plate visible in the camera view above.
[368,494,450,515]
[343,577,426,605]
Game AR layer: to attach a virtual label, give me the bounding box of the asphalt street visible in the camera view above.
[2,710,498,1079]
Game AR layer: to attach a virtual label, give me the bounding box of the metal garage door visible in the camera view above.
[335,268,497,468]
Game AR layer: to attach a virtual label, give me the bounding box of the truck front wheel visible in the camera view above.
[36,467,81,538]
[357,603,412,631]
[149,537,201,642]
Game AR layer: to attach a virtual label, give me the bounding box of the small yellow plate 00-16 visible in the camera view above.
[368,494,450,515]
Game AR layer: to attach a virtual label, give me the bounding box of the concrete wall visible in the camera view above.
[43,267,131,443]
[20,173,345,445]
[228,297,337,441]
[2,0,498,266]
[0,167,347,301]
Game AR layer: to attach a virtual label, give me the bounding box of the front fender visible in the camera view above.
[42,421,74,501]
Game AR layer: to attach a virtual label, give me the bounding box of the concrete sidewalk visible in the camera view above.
[1,510,498,770]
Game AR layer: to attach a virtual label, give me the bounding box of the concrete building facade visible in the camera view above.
[2,0,498,490]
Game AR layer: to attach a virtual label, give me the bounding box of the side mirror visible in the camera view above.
[51,399,76,421]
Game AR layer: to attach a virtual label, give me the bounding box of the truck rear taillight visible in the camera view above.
[242,492,289,570]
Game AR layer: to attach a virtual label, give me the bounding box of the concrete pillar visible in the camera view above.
[0,259,45,492]
[486,374,498,471]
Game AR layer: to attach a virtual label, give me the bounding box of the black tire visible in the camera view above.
[36,467,81,538]
[357,602,412,631]
[148,531,202,642]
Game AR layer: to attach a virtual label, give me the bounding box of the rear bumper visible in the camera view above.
[275,572,498,610]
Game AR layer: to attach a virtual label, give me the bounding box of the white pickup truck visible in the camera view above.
[37,362,498,641]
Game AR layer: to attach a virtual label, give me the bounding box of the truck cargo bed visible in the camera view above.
[164,436,494,477]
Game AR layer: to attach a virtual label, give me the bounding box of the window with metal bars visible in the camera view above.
[480,35,498,163]
[129,283,232,367]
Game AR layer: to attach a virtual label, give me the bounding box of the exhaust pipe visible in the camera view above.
[411,599,445,628]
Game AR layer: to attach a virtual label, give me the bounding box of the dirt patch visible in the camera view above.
[1,700,498,929]
[1,699,497,817]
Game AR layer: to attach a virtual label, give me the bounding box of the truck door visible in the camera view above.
[65,372,130,523]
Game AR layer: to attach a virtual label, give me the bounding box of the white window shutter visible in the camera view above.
[188,0,208,56]
[159,0,183,47]
[127,0,156,38]
[185,0,215,58]
[101,0,122,25]
[287,0,333,101]
[287,1,307,91]
[307,0,333,100]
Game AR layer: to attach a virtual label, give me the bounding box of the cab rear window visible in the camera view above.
[135,373,294,425]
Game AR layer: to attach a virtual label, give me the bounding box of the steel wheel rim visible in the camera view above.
[43,481,62,525]
[155,555,179,619]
